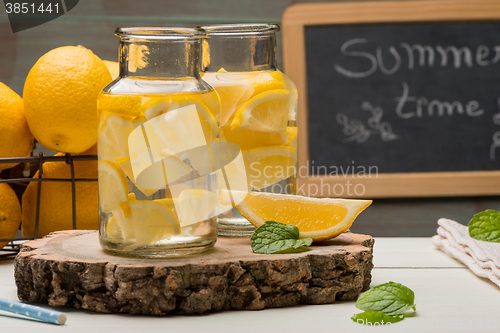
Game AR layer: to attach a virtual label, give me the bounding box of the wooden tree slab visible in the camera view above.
[14,230,374,315]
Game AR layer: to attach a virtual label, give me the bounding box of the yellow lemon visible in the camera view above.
[109,203,135,240]
[98,93,142,117]
[21,147,98,237]
[0,82,33,170]
[231,89,290,132]
[132,115,146,129]
[115,156,157,197]
[115,155,191,198]
[204,70,285,126]
[197,89,221,120]
[0,182,22,249]
[154,198,179,216]
[177,189,218,227]
[23,46,112,153]
[142,93,219,143]
[202,73,254,126]
[98,160,128,212]
[103,60,119,80]
[106,216,123,240]
[220,125,289,150]
[128,200,181,246]
[221,190,372,242]
[127,193,179,218]
[248,70,286,96]
[204,71,281,122]
[98,111,134,162]
[242,145,296,190]
[141,97,170,119]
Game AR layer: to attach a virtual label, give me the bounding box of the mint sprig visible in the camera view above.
[351,310,403,325]
[468,210,500,243]
[356,281,416,315]
[250,221,313,254]
[352,282,416,325]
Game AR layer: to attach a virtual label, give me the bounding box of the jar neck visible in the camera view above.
[119,39,202,78]
[203,33,277,72]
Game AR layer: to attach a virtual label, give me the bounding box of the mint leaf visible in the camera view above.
[356,281,416,316]
[468,210,500,243]
[250,221,313,254]
[352,310,403,325]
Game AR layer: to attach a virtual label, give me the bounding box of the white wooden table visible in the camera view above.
[1,238,499,332]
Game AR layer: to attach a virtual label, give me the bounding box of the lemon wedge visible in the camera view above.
[204,70,285,126]
[142,97,169,119]
[98,160,129,212]
[177,189,218,227]
[106,216,123,240]
[231,89,290,132]
[249,71,286,96]
[115,156,156,197]
[220,125,289,150]
[128,192,179,218]
[132,115,147,129]
[143,95,219,143]
[221,190,372,242]
[242,145,296,190]
[98,111,134,162]
[115,155,191,197]
[154,198,179,216]
[98,93,142,117]
[202,72,254,126]
[129,200,181,246]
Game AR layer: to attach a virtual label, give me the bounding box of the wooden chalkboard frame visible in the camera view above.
[282,0,500,198]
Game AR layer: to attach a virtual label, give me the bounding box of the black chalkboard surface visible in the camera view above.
[282,0,500,197]
[306,21,500,174]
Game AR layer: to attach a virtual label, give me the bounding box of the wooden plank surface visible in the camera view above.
[3,238,500,332]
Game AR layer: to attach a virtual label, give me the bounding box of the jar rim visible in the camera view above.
[116,27,205,40]
[199,23,280,35]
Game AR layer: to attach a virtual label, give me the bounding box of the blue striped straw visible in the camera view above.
[0,298,66,325]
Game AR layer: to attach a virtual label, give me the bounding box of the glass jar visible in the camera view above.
[201,24,298,237]
[97,27,220,257]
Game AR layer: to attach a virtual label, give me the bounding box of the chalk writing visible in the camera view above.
[334,38,500,78]
[395,82,484,119]
[337,102,399,143]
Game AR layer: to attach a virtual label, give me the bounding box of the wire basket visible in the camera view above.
[0,152,97,260]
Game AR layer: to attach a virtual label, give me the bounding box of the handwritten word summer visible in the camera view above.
[334,38,500,78]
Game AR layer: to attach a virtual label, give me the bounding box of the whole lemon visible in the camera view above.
[21,145,98,237]
[23,46,112,153]
[0,82,33,170]
[0,182,22,249]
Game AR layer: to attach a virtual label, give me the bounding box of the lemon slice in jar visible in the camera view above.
[241,145,296,190]
[98,160,129,212]
[129,200,181,246]
[231,89,290,132]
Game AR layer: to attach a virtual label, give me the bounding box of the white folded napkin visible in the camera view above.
[432,218,500,288]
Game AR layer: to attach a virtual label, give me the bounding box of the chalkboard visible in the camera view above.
[282,0,500,198]
[306,21,500,173]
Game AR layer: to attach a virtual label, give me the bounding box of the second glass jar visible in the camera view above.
[201,24,298,236]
